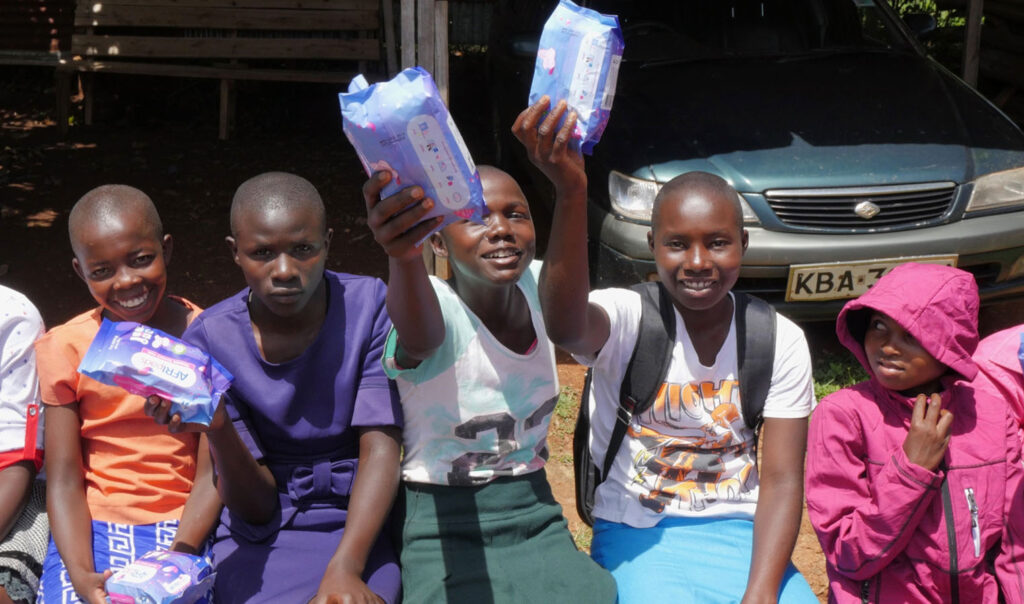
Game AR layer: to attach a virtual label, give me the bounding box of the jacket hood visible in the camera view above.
[836,263,980,383]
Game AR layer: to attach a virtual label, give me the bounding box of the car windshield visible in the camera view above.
[582,0,915,64]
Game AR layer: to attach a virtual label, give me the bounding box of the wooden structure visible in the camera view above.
[0,0,74,66]
[57,0,398,139]
[400,0,451,277]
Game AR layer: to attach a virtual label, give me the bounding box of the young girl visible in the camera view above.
[806,262,1024,603]
[150,172,403,603]
[34,185,221,604]
[522,97,816,603]
[363,160,617,602]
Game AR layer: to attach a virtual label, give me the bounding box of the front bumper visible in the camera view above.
[589,201,1024,321]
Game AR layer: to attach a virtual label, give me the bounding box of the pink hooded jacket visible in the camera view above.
[806,263,1024,603]
[975,325,1024,444]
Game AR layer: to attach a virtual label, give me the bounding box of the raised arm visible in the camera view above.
[744,417,807,604]
[45,403,110,604]
[311,426,402,603]
[363,172,445,367]
[512,97,609,356]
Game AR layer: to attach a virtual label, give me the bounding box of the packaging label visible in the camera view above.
[408,114,471,210]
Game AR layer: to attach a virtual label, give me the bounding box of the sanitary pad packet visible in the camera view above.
[79,319,232,426]
[340,67,486,240]
[529,0,623,154]
[106,550,214,604]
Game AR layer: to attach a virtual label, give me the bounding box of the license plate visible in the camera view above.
[785,255,958,302]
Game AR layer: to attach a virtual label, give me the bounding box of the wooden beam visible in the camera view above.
[416,0,434,73]
[75,7,379,30]
[963,0,983,86]
[71,34,381,61]
[381,0,397,76]
[400,0,415,70]
[63,58,365,82]
[79,0,380,10]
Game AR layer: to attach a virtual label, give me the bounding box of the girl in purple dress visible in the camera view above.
[148,172,403,604]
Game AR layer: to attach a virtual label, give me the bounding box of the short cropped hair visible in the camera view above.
[230,172,326,236]
[652,171,744,233]
[68,185,163,255]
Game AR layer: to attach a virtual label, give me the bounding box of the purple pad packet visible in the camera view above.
[106,549,214,604]
[79,319,232,426]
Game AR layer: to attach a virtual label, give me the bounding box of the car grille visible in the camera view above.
[764,182,957,231]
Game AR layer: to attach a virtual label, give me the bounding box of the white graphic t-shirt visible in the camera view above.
[577,288,813,527]
[383,261,559,486]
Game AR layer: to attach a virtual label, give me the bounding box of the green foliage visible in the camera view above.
[813,351,868,401]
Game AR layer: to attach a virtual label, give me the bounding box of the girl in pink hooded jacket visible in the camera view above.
[806,262,1024,603]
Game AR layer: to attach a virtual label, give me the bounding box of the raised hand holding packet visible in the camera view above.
[79,319,232,426]
[339,66,487,242]
[529,0,624,155]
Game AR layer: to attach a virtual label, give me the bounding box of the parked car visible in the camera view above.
[489,0,1024,320]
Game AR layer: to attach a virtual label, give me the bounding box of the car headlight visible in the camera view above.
[608,170,660,222]
[607,170,761,225]
[966,166,1024,213]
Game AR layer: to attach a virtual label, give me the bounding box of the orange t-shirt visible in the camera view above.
[34,298,202,524]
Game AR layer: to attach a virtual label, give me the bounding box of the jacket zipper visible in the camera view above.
[965,487,981,558]
[860,579,871,604]
[942,476,960,604]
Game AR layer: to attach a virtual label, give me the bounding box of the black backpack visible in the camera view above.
[572,281,777,527]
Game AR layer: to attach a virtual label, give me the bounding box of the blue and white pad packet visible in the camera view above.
[340,67,486,240]
[529,0,623,155]
[79,319,232,426]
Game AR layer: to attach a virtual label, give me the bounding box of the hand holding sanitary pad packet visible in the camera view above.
[106,550,214,604]
[79,319,232,426]
[340,67,486,241]
[529,0,623,154]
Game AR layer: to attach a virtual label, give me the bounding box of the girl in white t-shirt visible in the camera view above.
[362,154,616,603]
[514,96,818,603]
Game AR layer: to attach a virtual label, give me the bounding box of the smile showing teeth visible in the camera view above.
[681,280,714,291]
[117,292,149,309]
[483,248,521,259]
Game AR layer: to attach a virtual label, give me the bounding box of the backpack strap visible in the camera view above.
[735,292,776,432]
[600,281,676,480]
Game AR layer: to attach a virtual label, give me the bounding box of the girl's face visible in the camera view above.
[72,212,171,325]
[228,202,331,321]
[863,311,946,396]
[432,169,536,288]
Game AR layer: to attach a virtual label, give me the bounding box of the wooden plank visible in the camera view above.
[71,34,381,61]
[76,0,379,10]
[417,0,434,72]
[400,0,415,69]
[75,7,379,30]
[63,58,367,83]
[962,0,983,86]
[433,0,447,103]
[381,0,397,75]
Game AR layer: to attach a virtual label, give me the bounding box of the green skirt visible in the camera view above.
[399,469,617,604]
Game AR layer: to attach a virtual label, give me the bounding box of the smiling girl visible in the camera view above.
[363,164,616,603]
[34,185,220,604]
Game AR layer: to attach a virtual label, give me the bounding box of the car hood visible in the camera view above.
[598,51,1024,191]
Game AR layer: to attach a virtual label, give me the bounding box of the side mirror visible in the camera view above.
[903,13,937,38]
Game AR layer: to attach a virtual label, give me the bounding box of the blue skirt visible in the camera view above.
[592,516,817,604]
[37,519,211,604]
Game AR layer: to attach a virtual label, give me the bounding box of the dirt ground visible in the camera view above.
[3,62,1023,603]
